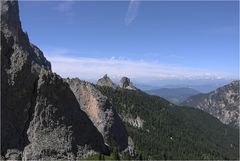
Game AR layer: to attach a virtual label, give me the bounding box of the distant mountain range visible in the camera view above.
[145,87,200,104]
[134,79,233,92]
[182,80,239,128]
[159,82,232,93]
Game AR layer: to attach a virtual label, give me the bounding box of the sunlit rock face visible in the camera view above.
[183,80,240,128]
[66,78,129,151]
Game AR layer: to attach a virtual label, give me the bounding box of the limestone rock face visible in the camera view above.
[23,72,108,160]
[97,74,117,89]
[1,0,108,159]
[66,78,129,151]
[122,115,144,129]
[1,0,51,156]
[182,81,240,128]
[119,77,137,90]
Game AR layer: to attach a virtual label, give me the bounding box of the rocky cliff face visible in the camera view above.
[1,0,108,159]
[119,77,137,90]
[65,78,129,151]
[96,74,117,89]
[182,81,239,128]
[1,0,51,157]
[22,71,108,160]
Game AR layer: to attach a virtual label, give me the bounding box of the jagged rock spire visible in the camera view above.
[1,0,24,41]
[119,77,137,90]
[97,74,117,89]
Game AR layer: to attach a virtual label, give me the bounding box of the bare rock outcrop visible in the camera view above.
[1,0,51,157]
[122,115,144,129]
[65,78,129,151]
[182,80,240,128]
[23,71,108,160]
[119,77,137,90]
[97,74,117,89]
[1,0,108,159]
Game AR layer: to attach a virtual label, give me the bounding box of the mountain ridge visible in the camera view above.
[96,85,239,160]
[182,80,239,128]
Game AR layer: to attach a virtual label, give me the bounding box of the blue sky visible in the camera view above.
[19,0,239,85]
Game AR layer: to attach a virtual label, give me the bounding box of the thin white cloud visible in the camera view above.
[44,53,234,83]
[168,54,184,59]
[42,47,74,55]
[125,0,141,26]
[55,1,75,16]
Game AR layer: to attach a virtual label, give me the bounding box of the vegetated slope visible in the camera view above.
[146,87,200,104]
[96,86,239,160]
[182,80,239,128]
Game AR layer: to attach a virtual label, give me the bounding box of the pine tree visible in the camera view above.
[112,147,120,160]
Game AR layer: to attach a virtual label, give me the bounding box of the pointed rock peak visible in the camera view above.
[1,0,51,72]
[1,0,21,27]
[1,0,24,40]
[119,76,137,90]
[103,74,108,78]
[97,74,117,89]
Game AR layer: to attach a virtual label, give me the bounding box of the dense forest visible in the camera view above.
[96,86,239,160]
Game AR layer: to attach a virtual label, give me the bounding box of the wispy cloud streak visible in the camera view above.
[125,0,141,26]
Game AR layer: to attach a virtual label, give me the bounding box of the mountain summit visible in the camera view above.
[97,74,117,89]
[97,75,138,91]
[119,77,137,90]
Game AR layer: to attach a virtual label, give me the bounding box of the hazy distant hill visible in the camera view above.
[146,87,200,104]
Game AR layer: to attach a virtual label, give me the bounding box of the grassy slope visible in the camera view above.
[96,86,239,160]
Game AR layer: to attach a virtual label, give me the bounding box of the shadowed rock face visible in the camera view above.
[119,77,137,90]
[1,0,108,159]
[97,74,117,89]
[1,0,51,156]
[66,78,129,151]
[182,81,240,128]
[23,72,108,160]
